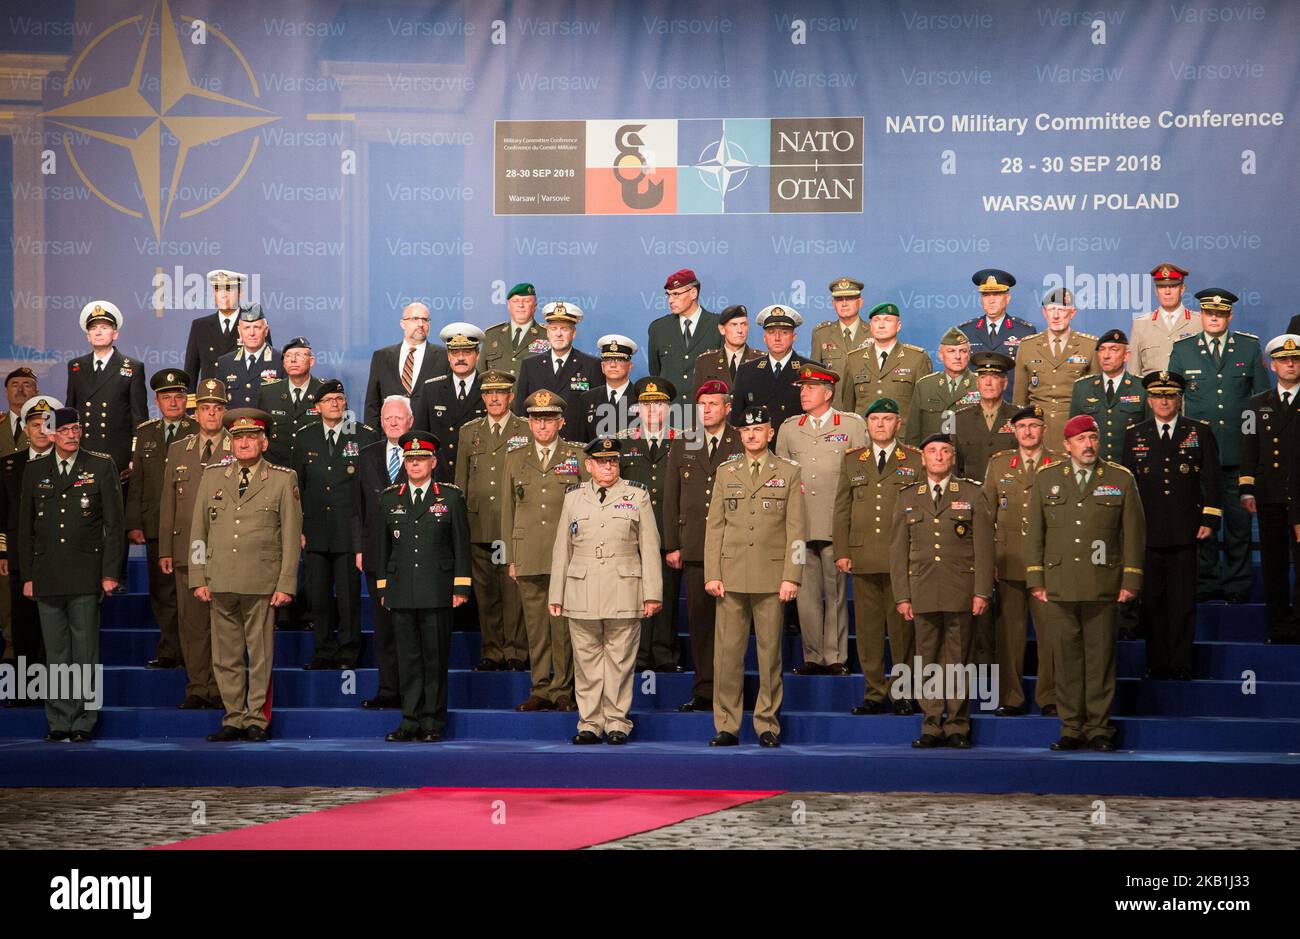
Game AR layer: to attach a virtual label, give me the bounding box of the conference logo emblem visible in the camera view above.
[613,124,665,210]
[42,0,279,239]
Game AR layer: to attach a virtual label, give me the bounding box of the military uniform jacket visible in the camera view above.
[845,341,933,425]
[952,400,1017,481]
[0,412,26,456]
[831,442,921,574]
[662,426,743,562]
[294,420,379,553]
[510,348,602,419]
[65,349,148,474]
[903,370,980,446]
[618,427,677,537]
[414,372,487,482]
[1025,460,1145,600]
[184,311,268,390]
[812,318,871,408]
[549,480,663,618]
[732,353,813,445]
[775,409,867,541]
[1238,388,1297,504]
[1127,307,1201,377]
[0,449,51,570]
[572,383,634,444]
[1123,417,1222,547]
[215,345,284,410]
[376,481,471,609]
[646,308,721,401]
[479,320,549,379]
[1167,331,1270,466]
[1068,372,1148,463]
[1012,331,1099,419]
[158,432,233,567]
[18,449,125,597]
[957,313,1037,395]
[889,476,994,614]
[454,414,532,543]
[188,457,303,596]
[981,449,1059,580]
[691,345,762,396]
[124,417,198,537]
[257,376,325,467]
[703,454,806,592]
[499,440,591,575]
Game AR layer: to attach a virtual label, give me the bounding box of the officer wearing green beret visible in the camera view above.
[952,351,1016,481]
[1012,288,1099,451]
[845,302,933,425]
[812,278,872,408]
[1068,329,1147,463]
[1168,288,1269,602]
[903,327,978,446]
[480,283,549,380]
[376,431,471,742]
[18,406,125,741]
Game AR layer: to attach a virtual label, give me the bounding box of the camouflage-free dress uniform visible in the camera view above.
[889,476,994,739]
[479,320,548,380]
[189,458,303,734]
[257,376,324,467]
[831,442,921,706]
[1068,372,1147,463]
[952,400,1017,481]
[845,342,932,426]
[215,345,283,410]
[811,318,871,409]
[903,370,980,446]
[1238,387,1298,642]
[1127,306,1201,377]
[1012,331,1099,450]
[1025,460,1145,744]
[691,345,761,397]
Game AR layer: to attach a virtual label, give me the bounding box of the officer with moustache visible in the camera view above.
[844,302,933,426]
[812,278,872,409]
[480,283,549,379]
[732,305,810,446]
[415,323,488,482]
[257,337,324,467]
[214,304,283,410]
[958,269,1037,396]
[573,335,636,444]
[692,305,762,395]
[646,268,720,404]
[1069,329,1148,463]
[664,380,742,712]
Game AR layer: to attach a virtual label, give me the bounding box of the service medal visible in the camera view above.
[954,522,968,537]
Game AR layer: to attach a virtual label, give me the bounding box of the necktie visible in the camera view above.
[609,388,617,407]
[328,429,337,456]
[387,446,400,484]
[1025,457,1036,475]
[95,360,103,374]
[1076,468,1089,489]
[491,423,502,443]
[1051,338,1061,360]
[709,436,717,460]
[772,361,782,381]
[932,483,942,508]
[541,447,551,467]
[202,440,213,465]
[238,467,250,498]
[401,346,416,394]
[553,356,563,375]
[729,354,738,380]
[413,487,424,511]
[879,350,888,372]
[877,449,886,473]
[1211,338,1222,366]
[1161,424,1171,443]
[751,459,761,481]
[1284,390,1293,409]
[512,327,523,352]
[1106,378,1115,405]
[247,354,256,373]
[165,423,176,447]
[598,486,607,503]
[989,320,998,341]
[843,328,852,346]
[648,439,660,463]
[59,459,69,478]
[222,318,231,338]
[293,387,302,407]
[683,319,693,345]
[458,379,467,402]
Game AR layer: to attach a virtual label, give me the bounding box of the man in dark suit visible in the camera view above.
[214,304,282,410]
[572,334,637,443]
[363,301,450,426]
[732,304,811,447]
[414,323,487,483]
[351,395,413,708]
[257,337,325,467]
[692,305,762,395]
[185,270,271,391]
[65,300,148,477]
[511,301,601,417]
[646,268,720,405]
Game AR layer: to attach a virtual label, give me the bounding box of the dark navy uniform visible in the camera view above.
[510,347,602,419]
[732,352,811,447]
[65,349,147,476]
[216,344,283,411]
[414,373,486,483]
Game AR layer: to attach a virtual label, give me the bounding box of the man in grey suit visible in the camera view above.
[646,268,720,406]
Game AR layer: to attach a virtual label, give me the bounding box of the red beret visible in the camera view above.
[663,268,699,291]
[695,379,731,399]
[1063,414,1098,439]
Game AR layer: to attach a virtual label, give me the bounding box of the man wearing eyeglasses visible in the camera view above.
[646,269,721,405]
[363,301,450,426]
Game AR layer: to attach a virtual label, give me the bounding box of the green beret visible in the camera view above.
[507,283,536,300]
[868,302,899,318]
[864,397,900,416]
[939,326,970,346]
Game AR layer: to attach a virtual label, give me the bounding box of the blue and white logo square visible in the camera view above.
[678,119,770,214]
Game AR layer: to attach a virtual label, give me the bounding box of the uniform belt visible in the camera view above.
[572,547,636,559]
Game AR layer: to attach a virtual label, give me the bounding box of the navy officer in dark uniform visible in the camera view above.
[65,300,148,479]
[415,322,487,483]
[214,303,283,410]
[732,304,811,446]
[958,269,1036,397]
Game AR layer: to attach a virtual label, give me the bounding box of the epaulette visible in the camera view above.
[816,320,836,329]
[898,443,921,455]
[1073,374,1097,386]
[565,483,582,493]
[202,459,230,472]
[382,483,403,492]
[846,445,870,456]
[82,449,112,461]
[1076,331,1098,340]
[956,476,982,486]
[1102,460,1134,478]
[902,342,926,353]
[988,448,1015,462]
[1237,331,1259,340]
[360,424,375,433]
[140,417,162,427]
[425,374,449,383]
[777,455,800,468]
[439,482,461,491]
[624,479,647,490]
[266,462,294,472]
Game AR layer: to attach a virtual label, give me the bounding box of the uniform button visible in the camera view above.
[934,555,941,561]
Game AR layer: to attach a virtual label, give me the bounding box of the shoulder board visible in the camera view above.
[82,449,112,461]
[1102,460,1133,478]
[956,476,982,486]
[902,343,926,353]
[202,460,227,472]
[426,374,449,383]
[439,482,461,491]
[1236,331,1259,340]
[1075,331,1098,341]
[988,448,1015,462]
[624,479,647,490]
[1026,330,1048,341]
[266,462,294,473]
[1187,417,1214,431]
[360,424,375,433]
[382,483,403,492]
[140,417,162,428]
[816,320,836,330]
[462,416,487,427]
[1072,374,1096,386]
[566,483,582,493]
[777,456,800,468]
[845,445,870,456]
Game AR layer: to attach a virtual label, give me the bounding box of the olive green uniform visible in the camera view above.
[1012,331,1100,450]
[952,400,1017,482]
[479,320,548,379]
[811,319,871,409]
[903,370,980,446]
[845,342,932,426]
[1068,372,1148,463]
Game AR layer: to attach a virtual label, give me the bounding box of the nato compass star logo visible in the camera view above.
[694,132,754,210]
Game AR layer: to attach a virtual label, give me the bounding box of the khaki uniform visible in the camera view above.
[981,449,1060,711]
[952,400,1017,482]
[831,442,920,703]
[1026,460,1145,742]
[455,414,531,664]
[479,320,549,379]
[549,480,662,736]
[691,346,762,396]
[845,342,933,425]
[775,409,867,666]
[903,370,980,446]
[704,454,805,737]
[811,319,872,408]
[889,477,994,737]
[500,440,590,703]
[1127,307,1201,377]
[1012,331,1100,450]
[157,431,232,702]
[189,458,303,732]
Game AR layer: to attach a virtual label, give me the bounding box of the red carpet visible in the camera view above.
[159,787,781,850]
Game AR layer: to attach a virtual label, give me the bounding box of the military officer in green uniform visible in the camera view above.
[376,431,471,742]
[294,379,378,669]
[981,405,1060,716]
[125,369,197,670]
[646,268,720,404]
[812,277,872,409]
[480,283,549,379]
[952,351,1016,481]
[903,327,979,446]
[1069,329,1148,463]
[190,409,303,742]
[256,337,324,467]
[845,302,933,426]
[1012,288,1100,451]
[691,305,762,395]
[705,404,806,748]
[549,437,663,744]
[1027,414,1145,751]
[455,370,531,670]
[1168,288,1270,602]
[889,433,993,748]
[501,389,590,711]
[832,398,919,715]
[18,407,124,741]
